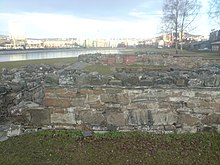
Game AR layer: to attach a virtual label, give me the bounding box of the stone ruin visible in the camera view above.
[1,52,220,141]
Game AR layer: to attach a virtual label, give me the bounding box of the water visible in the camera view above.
[0,49,122,62]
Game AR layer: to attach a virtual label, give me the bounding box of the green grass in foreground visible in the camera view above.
[0,130,219,165]
[0,57,78,70]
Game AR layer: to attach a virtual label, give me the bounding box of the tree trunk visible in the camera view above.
[175,0,179,54]
[180,31,183,51]
[175,32,178,54]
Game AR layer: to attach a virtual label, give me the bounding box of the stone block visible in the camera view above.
[100,94,118,103]
[204,76,219,87]
[79,111,105,126]
[201,114,220,125]
[178,125,198,133]
[93,88,105,95]
[0,131,8,141]
[176,79,187,87]
[51,112,76,124]
[182,90,195,98]
[117,94,130,105]
[178,114,199,126]
[70,97,86,107]
[127,109,152,125]
[202,126,217,132]
[139,80,153,86]
[193,108,213,115]
[159,102,171,109]
[109,80,122,86]
[50,108,65,114]
[43,98,71,108]
[107,112,126,126]
[171,102,185,110]
[212,101,220,112]
[186,102,197,109]
[152,111,177,125]
[29,108,51,126]
[7,124,22,137]
[85,94,100,103]
[89,100,105,109]
[79,89,94,95]
[188,79,203,87]
[164,125,176,131]
[195,92,211,97]
[126,103,138,110]
[176,107,193,114]
[105,88,123,94]
[169,97,189,102]
[44,88,56,97]
[169,90,182,97]
[45,74,59,86]
[55,88,77,98]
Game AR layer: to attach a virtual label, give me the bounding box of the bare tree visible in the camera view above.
[162,0,201,53]
[209,0,220,24]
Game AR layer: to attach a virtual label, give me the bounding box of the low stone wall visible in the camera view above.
[137,55,205,69]
[0,82,44,121]
[14,86,219,133]
[79,53,219,69]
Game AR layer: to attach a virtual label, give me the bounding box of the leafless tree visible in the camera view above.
[209,0,220,24]
[162,0,201,53]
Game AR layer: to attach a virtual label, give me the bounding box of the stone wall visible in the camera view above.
[138,55,206,69]
[19,86,219,133]
[79,53,219,69]
[0,67,45,121]
[1,53,220,141]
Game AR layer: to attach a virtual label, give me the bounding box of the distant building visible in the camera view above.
[209,30,220,52]
[190,41,211,51]
[211,41,220,52]
[26,39,43,49]
[43,39,74,48]
[0,36,11,49]
[210,30,220,42]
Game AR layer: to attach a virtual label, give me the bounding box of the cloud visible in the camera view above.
[128,11,150,19]
[0,12,159,39]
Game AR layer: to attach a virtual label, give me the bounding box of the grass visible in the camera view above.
[85,64,113,75]
[0,130,219,165]
[0,57,78,70]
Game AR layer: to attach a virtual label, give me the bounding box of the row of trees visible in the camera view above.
[162,0,219,54]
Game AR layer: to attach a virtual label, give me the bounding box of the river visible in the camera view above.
[0,48,123,62]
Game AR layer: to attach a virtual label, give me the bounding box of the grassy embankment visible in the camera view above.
[0,130,219,164]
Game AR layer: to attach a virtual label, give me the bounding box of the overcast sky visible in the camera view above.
[0,0,216,39]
